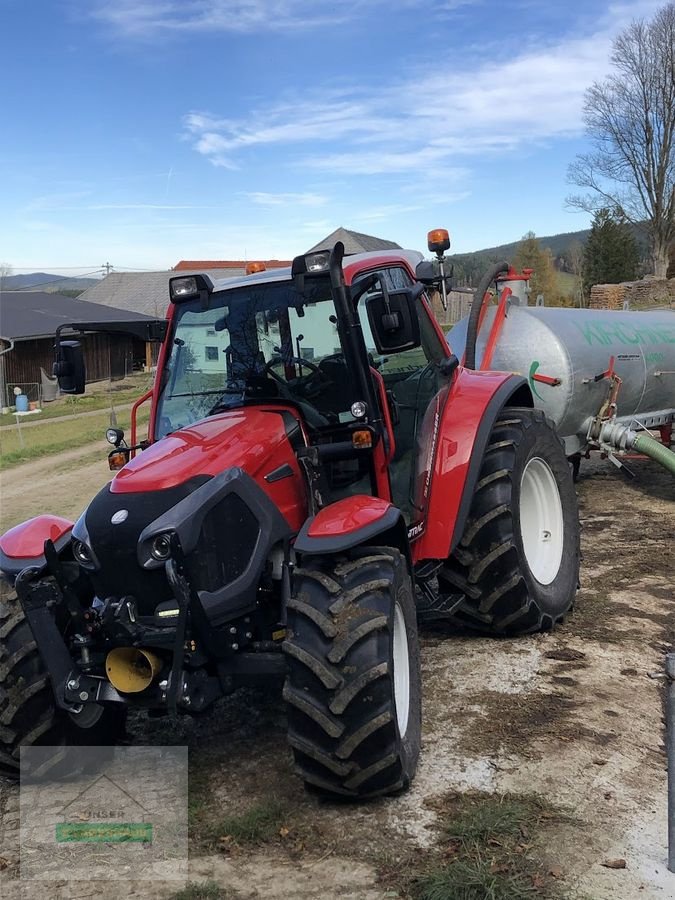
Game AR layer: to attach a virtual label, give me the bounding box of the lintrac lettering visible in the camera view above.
[575,320,675,347]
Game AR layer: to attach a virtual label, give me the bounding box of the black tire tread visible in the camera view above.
[441,408,579,635]
[283,547,419,798]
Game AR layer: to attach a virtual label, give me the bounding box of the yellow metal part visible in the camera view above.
[106,647,163,693]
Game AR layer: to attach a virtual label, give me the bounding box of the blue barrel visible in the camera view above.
[15,394,29,412]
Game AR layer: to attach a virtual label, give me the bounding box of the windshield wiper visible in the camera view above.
[167,389,234,399]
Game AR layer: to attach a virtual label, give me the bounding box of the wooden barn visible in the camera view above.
[0,291,162,407]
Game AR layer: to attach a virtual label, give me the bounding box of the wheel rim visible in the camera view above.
[519,456,564,585]
[392,602,410,736]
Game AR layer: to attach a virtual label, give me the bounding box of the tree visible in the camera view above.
[513,232,561,304]
[567,3,675,278]
[582,209,640,295]
[0,262,11,291]
[566,240,585,307]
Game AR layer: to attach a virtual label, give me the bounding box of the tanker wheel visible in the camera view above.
[283,546,421,799]
[441,408,580,635]
[0,581,126,779]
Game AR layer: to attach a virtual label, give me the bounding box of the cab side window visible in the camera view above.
[356,266,450,522]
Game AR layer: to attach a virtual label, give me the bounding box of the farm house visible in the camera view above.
[0,291,159,407]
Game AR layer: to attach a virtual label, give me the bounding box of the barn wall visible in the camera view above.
[2,334,139,400]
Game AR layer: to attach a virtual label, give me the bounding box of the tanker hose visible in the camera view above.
[632,433,675,475]
[599,421,675,475]
[465,260,510,369]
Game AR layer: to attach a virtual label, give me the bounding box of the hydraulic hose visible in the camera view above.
[632,433,675,475]
[464,260,510,370]
[599,421,675,475]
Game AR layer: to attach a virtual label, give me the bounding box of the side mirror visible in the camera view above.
[365,287,421,354]
[415,258,453,289]
[53,340,85,394]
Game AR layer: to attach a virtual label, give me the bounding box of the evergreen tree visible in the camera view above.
[582,209,640,294]
[513,232,560,304]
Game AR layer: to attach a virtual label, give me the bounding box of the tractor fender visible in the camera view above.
[294,495,406,556]
[411,372,532,562]
[0,515,74,579]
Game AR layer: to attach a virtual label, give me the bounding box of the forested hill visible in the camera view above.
[450,223,649,286]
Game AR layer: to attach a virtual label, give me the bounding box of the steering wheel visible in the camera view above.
[263,356,329,399]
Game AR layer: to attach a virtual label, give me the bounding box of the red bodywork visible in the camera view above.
[0,515,73,560]
[1,250,528,573]
[136,250,524,563]
[113,407,308,533]
[307,496,393,538]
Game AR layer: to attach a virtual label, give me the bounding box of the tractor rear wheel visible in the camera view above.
[283,547,421,799]
[441,408,579,634]
[0,581,125,778]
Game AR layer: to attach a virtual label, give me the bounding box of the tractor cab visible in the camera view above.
[153,242,455,527]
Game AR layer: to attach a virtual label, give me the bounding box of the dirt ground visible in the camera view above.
[0,448,673,899]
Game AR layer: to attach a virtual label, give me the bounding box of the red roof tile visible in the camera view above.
[173,259,291,270]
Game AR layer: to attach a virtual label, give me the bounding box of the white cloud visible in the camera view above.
[88,0,423,36]
[182,2,663,177]
[242,192,328,207]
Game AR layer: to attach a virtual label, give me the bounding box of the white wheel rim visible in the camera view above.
[392,602,410,736]
[519,456,564,585]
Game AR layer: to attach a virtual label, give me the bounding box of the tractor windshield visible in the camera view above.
[155,277,358,437]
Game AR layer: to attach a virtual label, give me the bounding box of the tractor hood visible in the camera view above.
[111,407,304,507]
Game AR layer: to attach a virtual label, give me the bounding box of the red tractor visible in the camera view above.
[0,232,579,797]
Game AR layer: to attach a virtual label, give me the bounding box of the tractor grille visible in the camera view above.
[183,493,260,593]
[85,476,209,613]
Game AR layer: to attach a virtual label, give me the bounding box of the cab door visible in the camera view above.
[354,266,453,525]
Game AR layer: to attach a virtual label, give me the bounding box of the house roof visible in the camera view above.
[0,291,157,341]
[75,230,401,316]
[173,259,291,271]
[306,228,401,255]
[75,269,244,317]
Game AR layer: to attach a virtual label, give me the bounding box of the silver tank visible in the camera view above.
[447,306,675,454]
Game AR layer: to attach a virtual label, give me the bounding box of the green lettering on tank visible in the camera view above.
[575,322,611,345]
[576,319,674,346]
[613,323,640,344]
[653,324,675,343]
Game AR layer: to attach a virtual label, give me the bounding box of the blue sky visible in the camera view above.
[0,0,665,274]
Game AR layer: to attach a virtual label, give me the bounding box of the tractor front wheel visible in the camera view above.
[441,408,580,634]
[283,547,421,799]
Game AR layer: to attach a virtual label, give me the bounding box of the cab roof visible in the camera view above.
[206,248,424,295]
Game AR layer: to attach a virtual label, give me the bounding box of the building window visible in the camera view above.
[205,346,219,361]
[206,328,216,336]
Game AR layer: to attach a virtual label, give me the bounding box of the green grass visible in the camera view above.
[383,793,574,900]
[202,797,288,845]
[188,753,289,848]
[0,406,151,469]
[554,271,579,298]
[443,795,552,845]
[0,374,153,425]
[415,854,540,900]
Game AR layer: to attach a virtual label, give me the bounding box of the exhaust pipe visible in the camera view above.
[106,647,163,693]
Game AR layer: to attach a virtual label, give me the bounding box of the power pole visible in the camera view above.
[102,262,113,275]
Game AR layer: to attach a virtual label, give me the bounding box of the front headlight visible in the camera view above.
[138,530,174,569]
[150,533,172,561]
[71,513,99,570]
